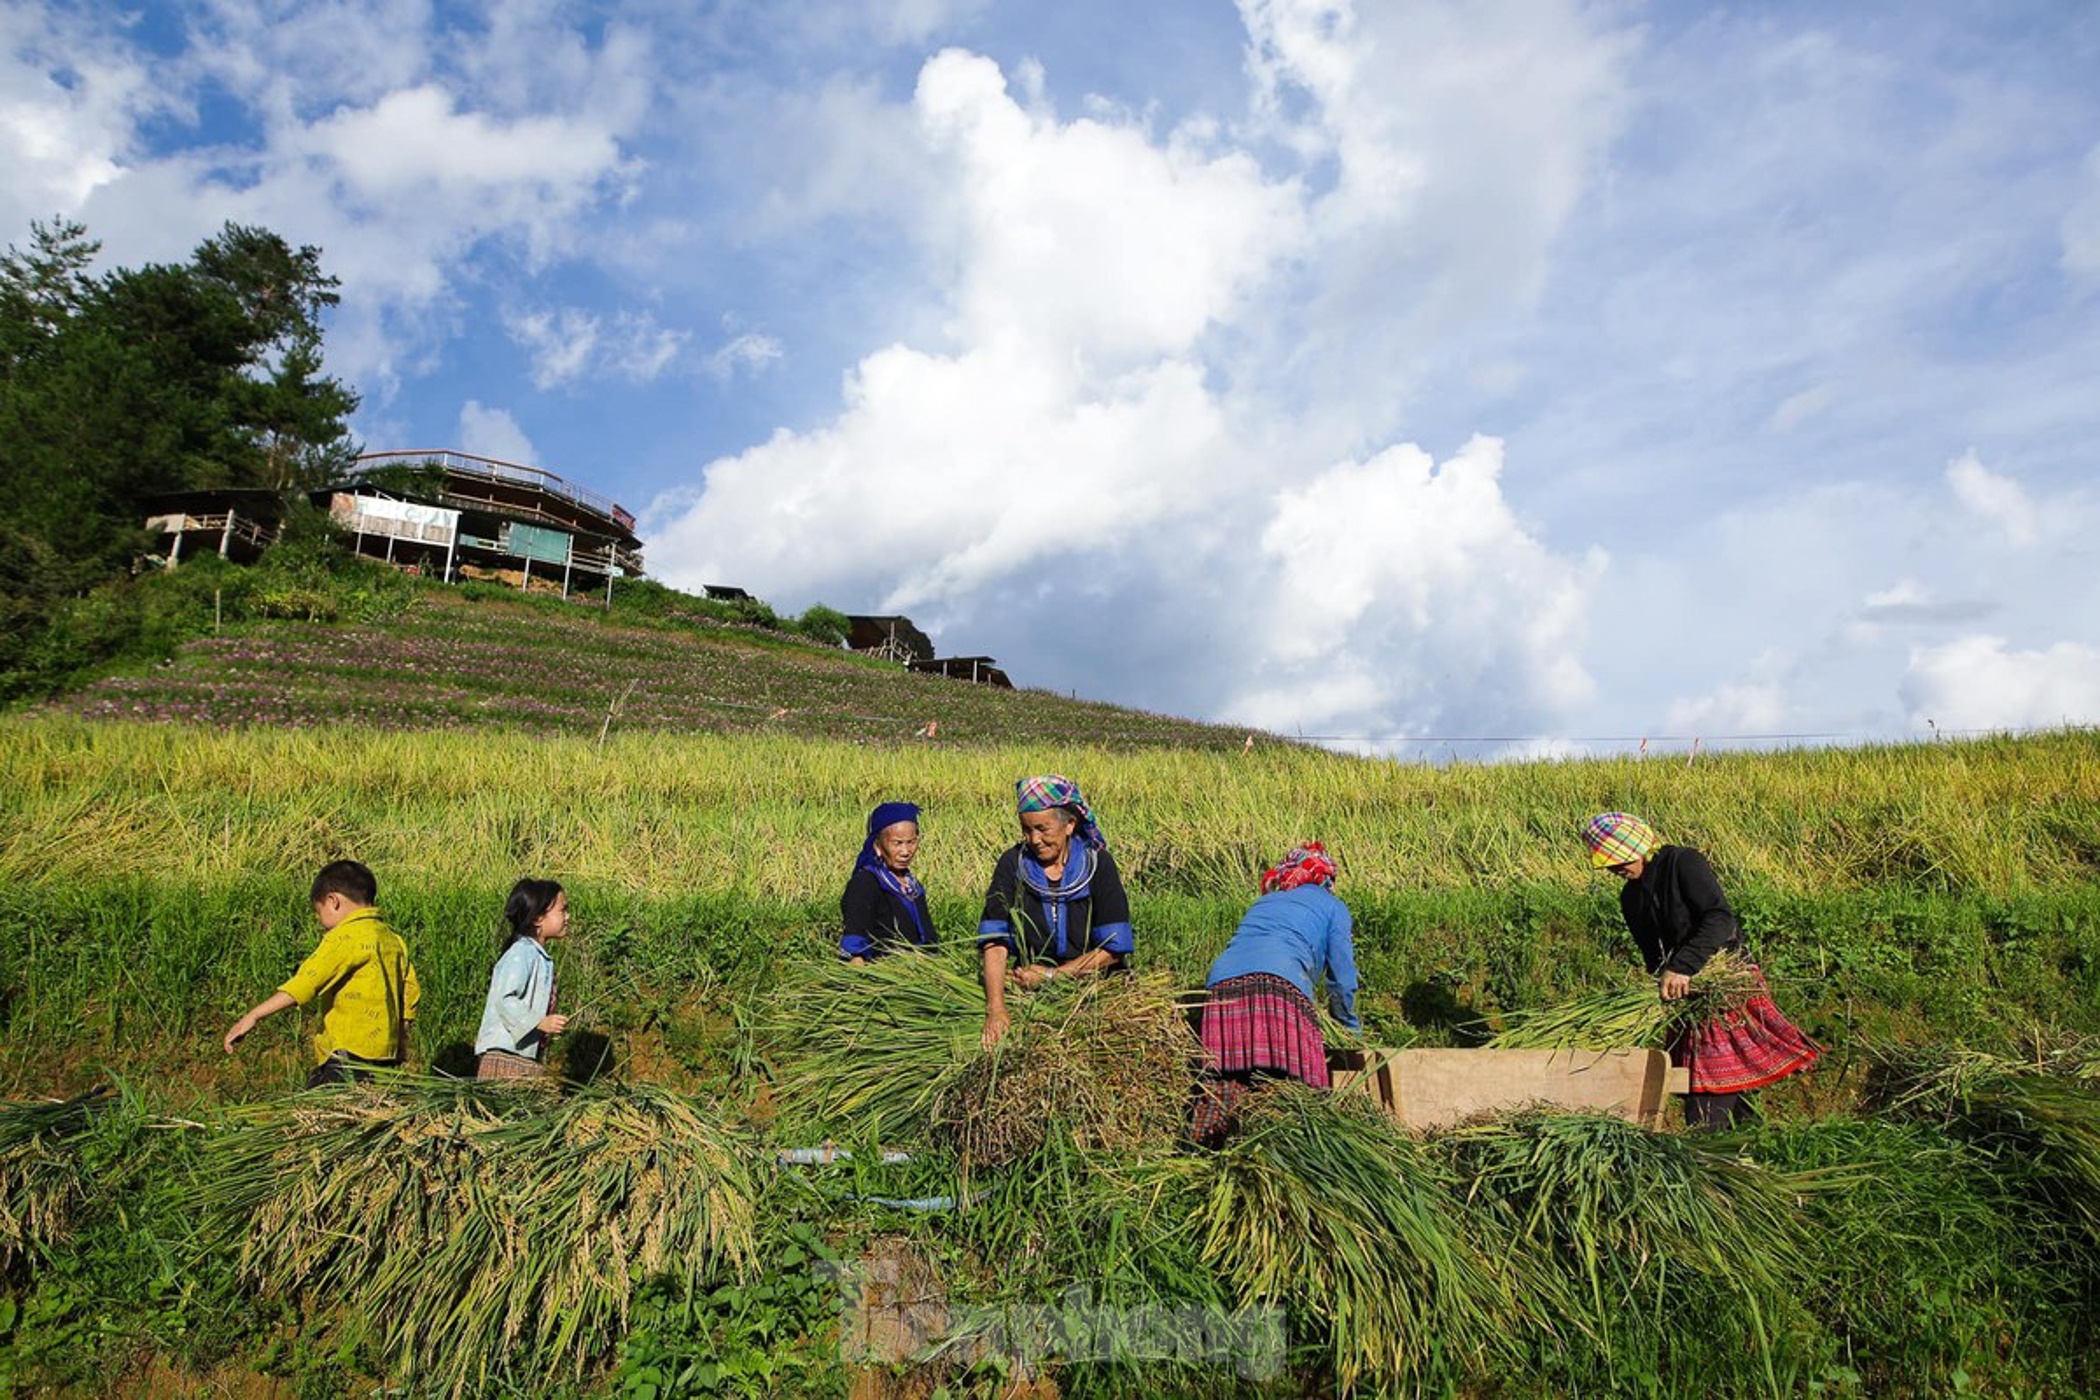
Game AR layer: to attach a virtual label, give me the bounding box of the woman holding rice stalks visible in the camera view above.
[976,775,1133,1049]
[473,878,571,1080]
[1582,812,1818,1129]
[841,801,937,963]
[1191,843,1360,1147]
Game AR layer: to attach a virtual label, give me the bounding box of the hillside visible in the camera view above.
[50,581,1270,750]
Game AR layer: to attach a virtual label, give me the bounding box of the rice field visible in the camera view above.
[1,712,2098,1395]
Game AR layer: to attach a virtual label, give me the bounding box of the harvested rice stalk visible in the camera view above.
[1874,1045,2100,1246]
[193,1077,760,1399]
[1437,1109,1813,1392]
[764,948,1199,1154]
[1487,950,1766,1049]
[761,948,990,1142]
[0,1087,110,1273]
[1194,1086,1513,1393]
[930,972,1198,1167]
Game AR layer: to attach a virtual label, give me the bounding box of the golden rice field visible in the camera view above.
[2,714,2098,1398]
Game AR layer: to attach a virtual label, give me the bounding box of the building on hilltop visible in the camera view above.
[140,451,647,600]
[332,450,645,598]
[846,613,1012,687]
[909,655,1013,689]
[142,488,285,566]
[847,615,935,664]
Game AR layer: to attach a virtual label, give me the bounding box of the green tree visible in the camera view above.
[0,217,362,696]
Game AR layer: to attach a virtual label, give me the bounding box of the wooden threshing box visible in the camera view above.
[1333,1047,1691,1130]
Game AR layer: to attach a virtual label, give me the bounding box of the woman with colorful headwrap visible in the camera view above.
[1190,843,1360,1146]
[1581,812,1819,1130]
[841,801,936,963]
[976,775,1134,1048]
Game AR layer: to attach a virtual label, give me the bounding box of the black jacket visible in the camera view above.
[1619,845,1742,977]
[977,843,1134,964]
[839,866,935,960]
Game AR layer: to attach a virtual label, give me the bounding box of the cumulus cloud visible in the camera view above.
[645,42,1604,738]
[457,401,538,465]
[4,0,649,392]
[0,4,161,236]
[1902,636,2100,732]
[1230,436,1599,734]
[1946,450,2039,546]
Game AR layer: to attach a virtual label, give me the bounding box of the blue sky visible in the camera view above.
[6,0,2098,755]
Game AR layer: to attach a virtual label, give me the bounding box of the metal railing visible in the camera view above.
[145,512,280,553]
[352,450,639,534]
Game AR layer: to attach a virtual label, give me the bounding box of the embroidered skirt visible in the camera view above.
[476,1048,546,1081]
[1674,967,1819,1094]
[1191,973,1331,1145]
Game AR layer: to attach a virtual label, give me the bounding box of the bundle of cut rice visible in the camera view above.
[1487,950,1768,1049]
[1874,1045,2100,1247]
[0,1087,110,1274]
[1190,1086,1515,1392]
[765,948,1199,1160]
[191,1077,758,1398]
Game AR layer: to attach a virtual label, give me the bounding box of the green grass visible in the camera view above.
[2,717,2099,1394]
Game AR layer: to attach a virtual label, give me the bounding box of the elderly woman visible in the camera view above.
[976,775,1133,1048]
[1582,812,1818,1129]
[1191,843,1360,1146]
[840,801,936,962]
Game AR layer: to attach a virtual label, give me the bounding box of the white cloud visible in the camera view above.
[506,306,687,389]
[1902,636,2100,732]
[1664,679,1789,736]
[1946,449,2038,546]
[1228,435,1600,735]
[646,47,1305,601]
[457,401,538,465]
[703,330,783,381]
[2,0,650,393]
[0,4,161,236]
[644,44,1602,738]
[2064,144,2100,279]
[1233,0,1636,442]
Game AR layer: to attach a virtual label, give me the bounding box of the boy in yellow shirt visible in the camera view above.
[224,860,421,1087]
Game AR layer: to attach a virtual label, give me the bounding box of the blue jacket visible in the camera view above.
[474,937,557,1058]
[1204,885,1360,1029]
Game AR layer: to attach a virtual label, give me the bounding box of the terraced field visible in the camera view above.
[54,586,1263,750]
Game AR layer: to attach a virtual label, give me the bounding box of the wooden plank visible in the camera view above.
[1337,1047,1675,1130]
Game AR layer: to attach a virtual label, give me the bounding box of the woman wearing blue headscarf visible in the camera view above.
[840,801,936,963]
[977,774,1133,1047]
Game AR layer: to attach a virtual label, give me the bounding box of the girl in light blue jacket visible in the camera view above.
[474,878,569,1080]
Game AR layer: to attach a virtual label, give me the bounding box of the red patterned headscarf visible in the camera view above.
[1261,843,1337,894]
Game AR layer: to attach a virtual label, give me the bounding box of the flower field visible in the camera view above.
[54,587,1258,749]
[1,707,2098,1396]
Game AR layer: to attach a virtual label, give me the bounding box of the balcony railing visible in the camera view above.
[352,450,639,534]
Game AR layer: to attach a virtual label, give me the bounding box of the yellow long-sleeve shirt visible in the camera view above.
[277,907,420,1066]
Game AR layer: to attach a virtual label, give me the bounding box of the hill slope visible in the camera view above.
[52,583,1268,750]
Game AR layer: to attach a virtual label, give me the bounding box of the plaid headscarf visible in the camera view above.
[1261,843,1337,894]
[1582,812,1661,868]
[1015,774,1105,850]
